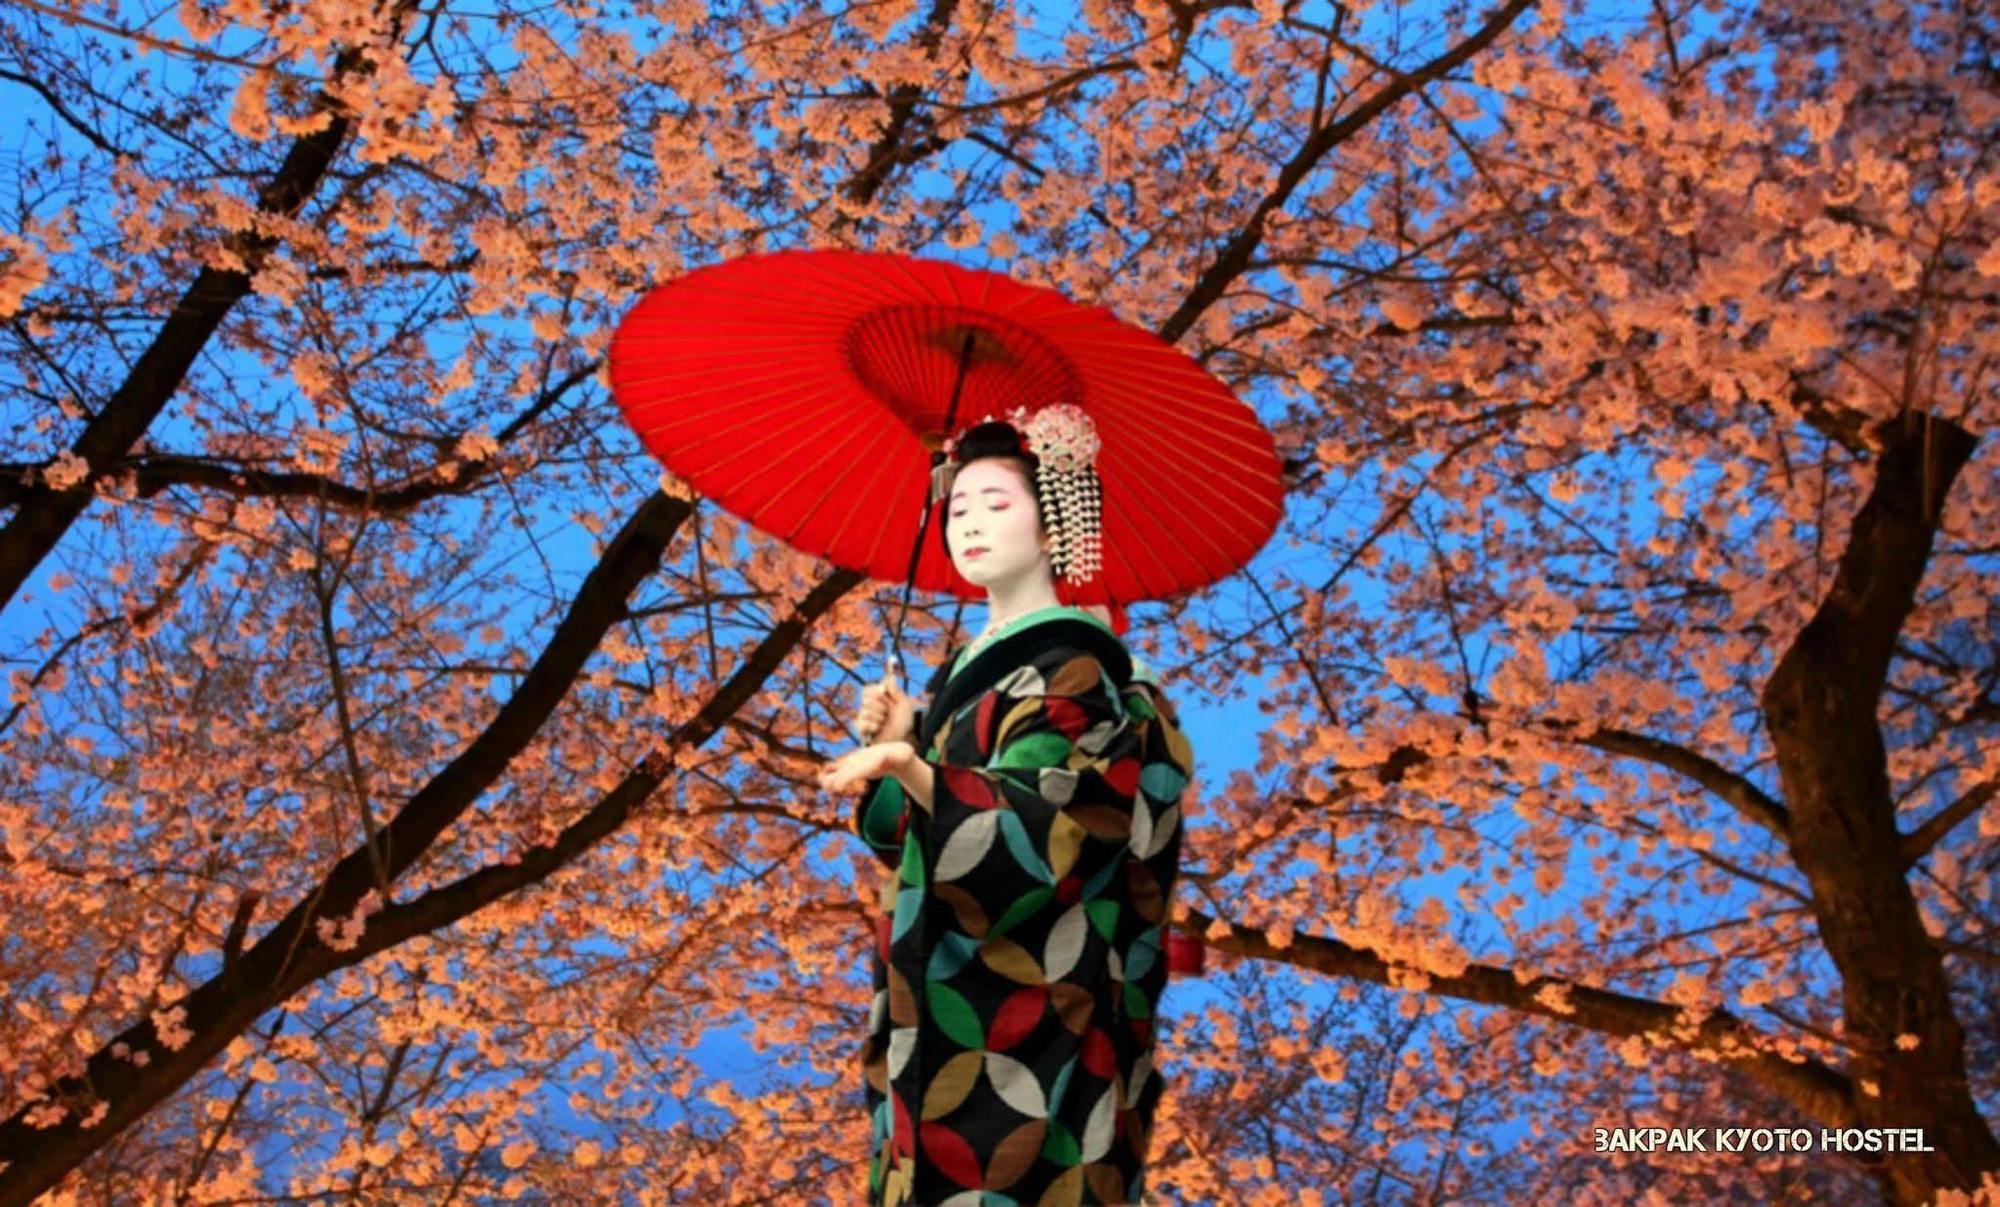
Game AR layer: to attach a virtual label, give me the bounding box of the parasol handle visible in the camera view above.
[887,329,977,686]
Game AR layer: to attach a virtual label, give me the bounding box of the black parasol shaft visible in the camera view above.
[885,329,977,692]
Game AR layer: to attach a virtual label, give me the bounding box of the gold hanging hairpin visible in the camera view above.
[1006,404,1103,585]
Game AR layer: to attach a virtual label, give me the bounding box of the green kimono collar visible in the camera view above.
[943,604,1114,687]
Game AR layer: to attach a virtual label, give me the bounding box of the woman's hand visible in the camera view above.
[816,740,916,795]
[855,670,916,745]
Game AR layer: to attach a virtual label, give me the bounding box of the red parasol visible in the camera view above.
[609,250,1283,627]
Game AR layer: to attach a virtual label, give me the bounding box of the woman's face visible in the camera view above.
[946,458,1049,586]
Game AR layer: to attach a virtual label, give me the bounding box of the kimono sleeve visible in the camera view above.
[851,775,907,870]
[850,706,925,871]
[915,650,1143,900]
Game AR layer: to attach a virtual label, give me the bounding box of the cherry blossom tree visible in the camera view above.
[1172,1,1998,1201]
[0,0,1993,1203]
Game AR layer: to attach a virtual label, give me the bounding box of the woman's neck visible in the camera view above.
[980,571,1063,637]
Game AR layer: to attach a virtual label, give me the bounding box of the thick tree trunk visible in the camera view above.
[1761,409,1999,1204]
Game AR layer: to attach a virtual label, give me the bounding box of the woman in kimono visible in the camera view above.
[817,414,1195,1207]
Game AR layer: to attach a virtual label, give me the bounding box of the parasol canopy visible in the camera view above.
[608,249,1283,608]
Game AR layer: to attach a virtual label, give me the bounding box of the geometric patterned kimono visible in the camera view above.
[851,606,1193,1206]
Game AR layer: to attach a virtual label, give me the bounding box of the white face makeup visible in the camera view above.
[946,458,1050,588]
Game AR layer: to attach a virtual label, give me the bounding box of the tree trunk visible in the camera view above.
[1761,409,1999,1204]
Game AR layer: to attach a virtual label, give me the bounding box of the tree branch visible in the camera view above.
[1900,778,1997,867]
[1157,0,1537,343]
[838,0,961,211]
[1572,726,1791,838]
[1177,907,1859,1131]
[0,360,599,514]
[359,567,865,950]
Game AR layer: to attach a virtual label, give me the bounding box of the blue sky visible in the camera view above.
[1,0,1894,1197]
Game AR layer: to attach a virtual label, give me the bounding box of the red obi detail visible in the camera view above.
[1045,696,1091,739]
[989,985,1048,1051]
[975,694,998,756]
[921,1121,983,1189]
[1103,757,1140,796]
[1082,1025,1118,1079]
[942,765,999,809]
[892,1090,915,1158]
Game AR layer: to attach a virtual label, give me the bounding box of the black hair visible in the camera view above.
[935,420,1048,563]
